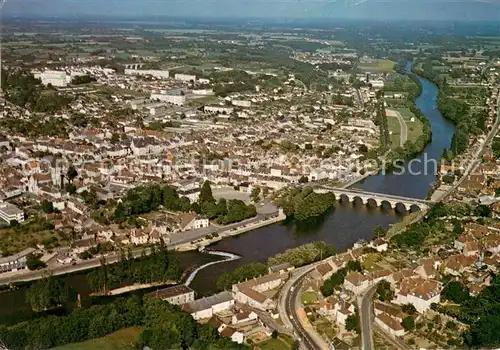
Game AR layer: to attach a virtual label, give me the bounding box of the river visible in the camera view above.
[188,62,456,296]
[0,63,456,320]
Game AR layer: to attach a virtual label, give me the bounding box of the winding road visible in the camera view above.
[279,264,329,350]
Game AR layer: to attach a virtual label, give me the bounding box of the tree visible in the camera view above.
[401,316,415,331]
[376,280,394,302]
[442,173,455,184]
[66,165,78,182]
[250,187,261,202]
[65,183,77,194]
[26,253,46,271]
[474,205,492,218]
[345,314,359,333]
[271,330,278,339]
[346,260,362,272]
[373,225,386,238]
[110,133,120,144]
[26,276,72,312]
[41,200,54,214]
[401,303,417,315]
[298,175,309,183]
[442,281,470,304]
[199,181,215,205]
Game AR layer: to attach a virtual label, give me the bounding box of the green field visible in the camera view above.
[387,108,423,148]
[301,291,319,305]
[52,327,141,350]
[258,335,295,350]
[359,59,395,72]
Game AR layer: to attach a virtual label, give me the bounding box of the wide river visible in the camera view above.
[0,63,456,323]
[189,62,456,295]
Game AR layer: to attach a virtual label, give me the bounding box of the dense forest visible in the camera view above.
[437,275,500,347]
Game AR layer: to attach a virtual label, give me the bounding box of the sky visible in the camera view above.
[3,0,500,21]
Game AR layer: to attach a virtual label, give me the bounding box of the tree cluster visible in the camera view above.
[137,298,246,350]
[320,260,362,297]
[71,75,96,85]
[0,296,144,349]
[26,276,73,312]
[86,244,181,293]
[216,263,268,291]
[268,241,335,268]
[277,187,337,221]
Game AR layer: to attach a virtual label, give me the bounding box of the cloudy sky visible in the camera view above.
[3,0,500,20]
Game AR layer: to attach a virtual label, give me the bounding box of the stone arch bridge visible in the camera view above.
[314,186,433,212]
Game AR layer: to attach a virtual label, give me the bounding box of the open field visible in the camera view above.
[387,115,402,147]
[396,108,423,143]
[258,334,295,350]
[53,327,141,350]
[301,291,319,305]
[358,59,395,73]
[387,108,423,148]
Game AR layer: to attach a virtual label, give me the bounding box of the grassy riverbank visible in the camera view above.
[53,327,141,350]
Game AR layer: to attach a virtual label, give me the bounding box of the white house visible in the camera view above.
[0,202,24,223]
[220,326,245,344]
[405,280,441,313]
[0,248,36,273]
[152,285,195,305]
[369,238,388,252]
[130,230,149,245]
[174,73,196,82]
[343,272,370,294]
[178,212,209,231]
[232,272,287,311]
[231,308,258,325]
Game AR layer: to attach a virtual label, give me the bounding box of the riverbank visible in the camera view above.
[89,281,181,297]
[175,210,287,251]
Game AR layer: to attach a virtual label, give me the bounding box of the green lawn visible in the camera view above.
[395,108,423,144]
[387,115,402,147]
[359,59,395,73]
[362,253,383,271]
[258,335,295,350]
[52,327,141,350]
[314,319,337,340]
[387,108,423,148]
[301,291,319,305]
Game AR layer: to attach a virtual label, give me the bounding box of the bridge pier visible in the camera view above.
[320,187,430,212]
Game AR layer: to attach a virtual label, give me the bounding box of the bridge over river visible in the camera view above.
[314,186,433,212]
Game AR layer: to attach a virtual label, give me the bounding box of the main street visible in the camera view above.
[358,284,378,350]
[279,264,328,350]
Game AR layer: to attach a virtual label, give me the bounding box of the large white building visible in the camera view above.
[151,92,186,106]
[40,70,68,87]
[0,202,24,223]
[174,73,197,82]
[0,248,36,273]
[124,69,170,79]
